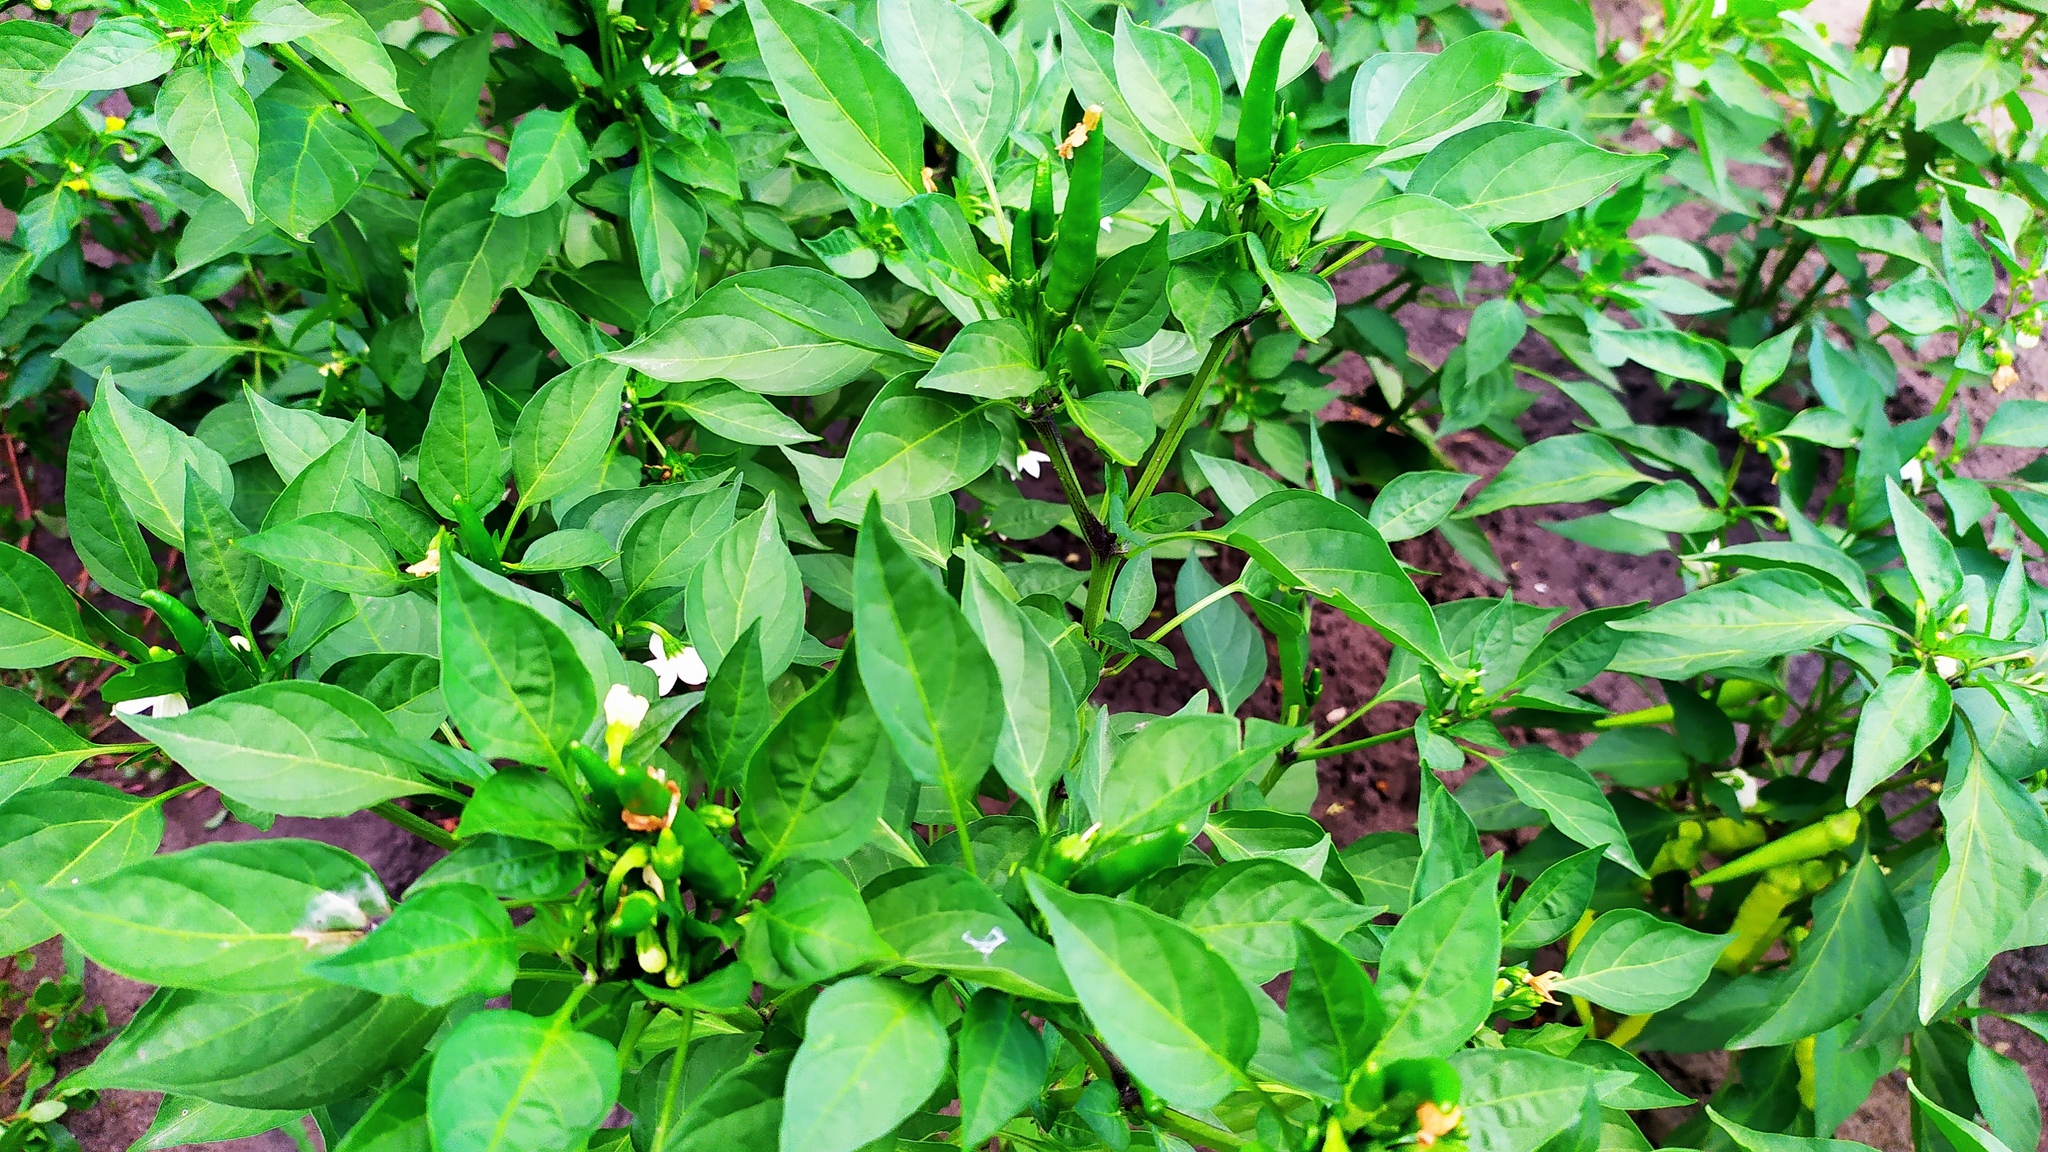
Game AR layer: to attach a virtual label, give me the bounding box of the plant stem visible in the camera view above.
[1294,727,1408,761]
[1153,1109,1249,1151]
[1103,581,1246,675]
[370,801,460,850]
[1130,329,1236,507]
[272,44,432,196]
[1082,552,1115,635]
[1034,414,1114,558]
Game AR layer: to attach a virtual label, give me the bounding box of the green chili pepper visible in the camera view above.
[139,590,210,659]
[1043,113,1104,316]
[636,924,668,973]
[1011,208,1038,280]
[448,496,502,573]
[1701,816,1767,856]
[1648,820,1703,875]
[604,844,650,911]
[1069,824,1192,896]
[1276,108,1299,156]
[1059,326,1113,397]
[651,825,686,883]
[1714,863,1802,973]
[1030,156,1057,261]
[1691,810,1860,887]
[1041,832,1092,884]
[567,741,622,813]
[606,889,660,937]
[618,767,675,824]
[1234,15,1294,181]
[669,809,745,904]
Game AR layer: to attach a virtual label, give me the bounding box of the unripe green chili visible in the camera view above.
[1649,820,1703,875]
[1234,16,1294,181]
[1701,816,1767,856]
[651,825,686,883]
[606,889,660,937]
[139,590,210,659]
[1059,326,1113,397]
[604,844,650,911]
[1030,157,1057,260]
[1069,824,1191,895]
[1044,111,1104,316]
[1714,863,1803,973]
[1691,810,1859,887]
[1012,208,1038,280]
[447,496,502,572]
[1380,1058,1460,1108]
[668,808,745,904]
[1276,108,1299,156]
[636,924,668,973]
[567,741,622,812]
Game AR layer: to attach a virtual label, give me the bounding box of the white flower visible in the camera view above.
[1715,768,1762,811]
[227,634,252,651]
[1899,457,1925,494]
[2019,330,2041,350]
[1935,655,1963,680]
[1099,215,1113,233]
[1010,450,1051,479]
[406,542,440,577]
[645,634,708,694]
[114,693,188,719]
[604,684,649,732]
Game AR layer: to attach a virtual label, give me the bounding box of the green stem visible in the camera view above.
[1035,414,1114,557]
[1153,1110,1248,1151]
[1082,551,1116,635]
[1104,581,1246,675]
[371,801,460,850]
[1130,330,1236,507]
[272,44,431,196]
[1294,727,1407,761]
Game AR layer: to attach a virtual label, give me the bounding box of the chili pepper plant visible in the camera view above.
[0,0,2045,1151]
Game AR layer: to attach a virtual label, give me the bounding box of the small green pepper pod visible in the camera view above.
[1058,326,1114,397]
[447,496,502,572]
[606,889,660,937]
[669,808,746,904]
[139,590,210,660]
[1069,824,1192,896]
[1030,156,1057,260]
[1379,1058,1460,1109]
[1234,16,1295,181]
[1692,810,1860,887]
[651,826,686,883]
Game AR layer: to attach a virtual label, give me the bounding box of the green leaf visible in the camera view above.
[511,359,627,514]
[1885,477,1962,608]
[960,554,1076,823]
[1730,854,1909,1048]
[1505,0,1597,73]
[1590,326,1727,388]
[1406,122,1659,228]
[741,651,890,872]
[1452,1048,1599,1152]
[1068,391,1155,467]
[438,553,598,770]
[1845,667,1951,805]
[1027,873,1258,1110]
[40,16,176,89]
[1913,43,2022,130]
[1462,433,1647,517]
[418,345,506,520]
[411,834,581,903]
[311,882,519,1005]
[1490,746,1642,875]
[612,267,910,394]
[1323,193,1510,262]
[854,501,1001,836]
[0,23,83,149]
[158,58,261,222]
[57,297,241,398]
[1361,31,1564,153]
[1921,751,2048,1022]
[1214,0,1319,88]
[254,95,377,241]
[1607,570,1867,680]
[617,484,739,622]
[1176,556,1265,716]
[1369,471,1475,542]
[416,160,565,359]
[742,861,889,986]
[878,0,1017,194]
[835,393,1000,506]
[32,838,384,991]
[630,164,705,305]
[1786,216,1937,271]
[0,542,102,669]
[263,417,399,527]
[136,1098,301,1150]
[864,866,1075,1000]
[1287,923,1384,1088]
[1372,856,1500,1062]
[1227,490,1449,669]
[244,388,350,485]
[1054,0,1173,178]
[957,990,1047,1147]
[427,1009,619,1152]
[1246,234,1334,341]
[300,0,407,107]
[1706,1105,1881,1152]
[182,465,268,630]
[780,976,949,1152]
[1552,908,1729,1014]
[455,767,604,851]
[497,107,589,217]
[84,984,442,1109]
[1502,846,1601,949]
[671,386,814,447]
[747,0,925,207]
[64,421,156,605]
[124,681,430,817]
[0,779,163,955]
[1113,10,1221,154]
[920,319,1046,400]
[684,500,805,680]
[1091,713,1245,839]
[87,375,235,546]
[1182,859,1373,983]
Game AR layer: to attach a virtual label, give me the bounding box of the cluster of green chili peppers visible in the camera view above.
[567,739,746,985]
